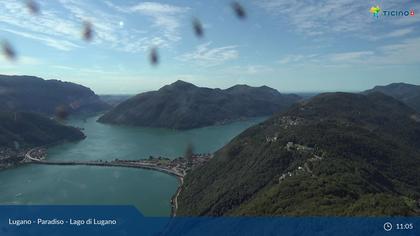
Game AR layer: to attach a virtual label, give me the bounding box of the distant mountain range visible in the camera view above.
[0,75,109,116]
[98,80,301,129]
[0,74,103,167]
[0,112,85,149]
[2,74,420,215]
[177,92,420,216]
[99,95,132,107]
[364,83,420,112]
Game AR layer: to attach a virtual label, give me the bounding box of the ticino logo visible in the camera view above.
[370,5,415,18]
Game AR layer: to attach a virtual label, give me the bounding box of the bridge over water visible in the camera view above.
[23,148,185,178]
[22,148,212,216]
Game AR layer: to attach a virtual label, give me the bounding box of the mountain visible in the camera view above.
[364,83,420,112]
[99,95,132,107]
[0,75,110,116]
[98,80,301,129]
[177,92,420,216]
[0,112,85,149]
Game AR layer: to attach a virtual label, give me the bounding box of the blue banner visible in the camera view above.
[0,206,419,236]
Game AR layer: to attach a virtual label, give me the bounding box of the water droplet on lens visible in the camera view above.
[193,18,204,38]
[232,1,246,19]
[82,21,94,41]
[1,40,16,61]
[149,47,159,66]
[26,0,40,14]
[55,105,69,121]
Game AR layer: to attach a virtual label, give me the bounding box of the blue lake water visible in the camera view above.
[0,115,264,216]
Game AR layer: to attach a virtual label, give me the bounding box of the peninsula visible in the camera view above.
[98,80,301,129]
[0,112,85,170]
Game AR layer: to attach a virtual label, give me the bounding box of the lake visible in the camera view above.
[0,115,265,216]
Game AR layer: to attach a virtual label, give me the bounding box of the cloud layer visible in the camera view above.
[0,0,190,52]
[178,42,239,67]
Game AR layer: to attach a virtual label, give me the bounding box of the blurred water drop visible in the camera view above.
[13,141,20,151]
[69,101,81,110]
[1,40,16,61]
[25,0,40,14]
[192,18,204,38]
[184,143,195,165]
[55,105,69,121]
[149,47,159,66]
[82,21,93,41]
[232,1,246,19]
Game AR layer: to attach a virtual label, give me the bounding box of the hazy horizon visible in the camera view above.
[0,73,403,95]
[1,0,419,94]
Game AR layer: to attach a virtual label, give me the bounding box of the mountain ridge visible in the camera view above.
[363,82,420,112]
[0,111,86,170]
[0,74,110,116]
[98,80,301,129]
[0,112,85,149]
[177,92,420,216]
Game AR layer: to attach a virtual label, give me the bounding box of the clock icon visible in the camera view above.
[384,222,393,232]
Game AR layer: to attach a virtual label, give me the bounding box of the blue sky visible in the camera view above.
[0,0,419,94]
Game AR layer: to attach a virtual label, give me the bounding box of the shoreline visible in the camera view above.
[24,148,210,217]
[170,176,184,217]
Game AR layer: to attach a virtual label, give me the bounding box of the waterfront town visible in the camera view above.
[0,147,26,170]
[22,147,212,179]
[13,147,212,216]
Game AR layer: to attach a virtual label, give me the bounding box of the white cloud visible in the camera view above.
[278,54,318,64]
[0,1,82,51]
[367,28,415,41]
[52,65,74,70]
[224,65,275,76]
[328,51,374,62]
[0,0,185,53]
[384,28,414,38]
[241,65,273,75]
[0,55,42,68]
[106,1,190,43]
[178,42,239,67]
[1,28,81,51]
[325,38,420,66]
[253,0,365,35]
[278,37,420,67]
[374,37,420,65]
[130,2,188,15]
[57,0,160,52]
[253,0,418,38]
[281,52,367,67]
[19,56,43,65]
[58,0,120,43]
[391,2,420,26]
